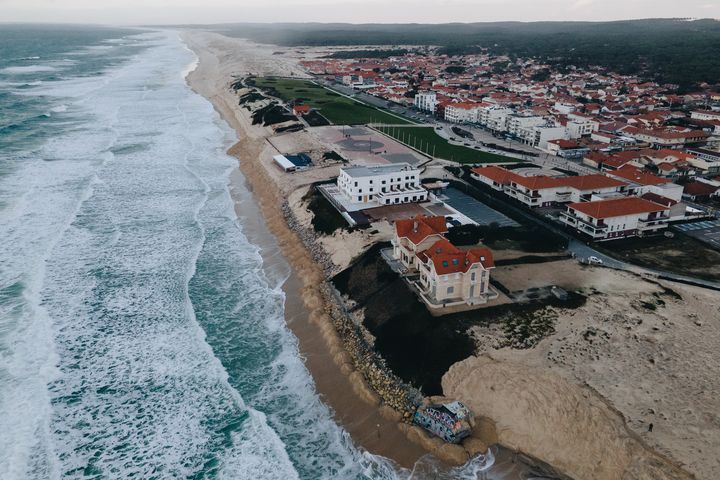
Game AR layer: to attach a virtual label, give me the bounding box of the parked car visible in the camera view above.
[587,256,603,265]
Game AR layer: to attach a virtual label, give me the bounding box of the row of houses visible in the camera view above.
[471,165,685,241]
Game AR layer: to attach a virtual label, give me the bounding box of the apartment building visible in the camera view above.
[444,102,481,123]
[690,110,720,122]
[606,165,684,201]
[528,125,569,149]
[471,166,627,207]
[480,106,513,132]
[414,91,438,113]
[506,114,546,138]
[566,112,600,138]
[624,127,710,149]
[559,196,671,240]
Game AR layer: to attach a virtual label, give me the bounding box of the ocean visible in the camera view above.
[0,25,504,479]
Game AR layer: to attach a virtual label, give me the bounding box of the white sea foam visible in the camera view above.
[49,104,67,113]
[0,28,515,480]
[0,65,57,75]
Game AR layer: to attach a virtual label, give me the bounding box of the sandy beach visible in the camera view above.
[181,30,431,467]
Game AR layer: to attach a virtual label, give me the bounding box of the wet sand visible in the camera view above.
[182,31,429,468]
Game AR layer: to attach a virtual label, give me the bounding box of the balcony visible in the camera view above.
[560,212,608,238]
[505,186,541,205]
[637,215,670,231]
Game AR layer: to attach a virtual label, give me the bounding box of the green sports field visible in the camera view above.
[376,125,515,164]
[250,77,412,126]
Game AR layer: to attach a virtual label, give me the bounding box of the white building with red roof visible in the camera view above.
[444,102,482,123]
[606,165,684,201]
[391,217,498,308]
[416,239,497,306]
[559,196,671,241]
[471,166,627,207]
[392,215,448,273]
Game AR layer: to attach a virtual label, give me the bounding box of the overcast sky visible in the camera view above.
[1,0,719,25]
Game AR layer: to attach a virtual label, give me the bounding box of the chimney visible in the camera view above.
[413,220,418,232]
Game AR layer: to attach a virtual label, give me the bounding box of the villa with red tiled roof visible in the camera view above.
[416,239,497,306]
[391,216,498,309]
[559,196,671,240]
[392,215,448,272]
[471,166,626,207]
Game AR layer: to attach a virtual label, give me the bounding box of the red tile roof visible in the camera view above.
[419,239,494,274]
[683,181,719,197]
[568,197,668,219]
[609,165,668,186]
[560,175,627,191]
[472,166,516,185]
[395,215,448,245]
[473,166,624,191]
[640,192,678,206]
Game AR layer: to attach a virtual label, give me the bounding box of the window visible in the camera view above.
[447,286,454,295]
[354,181,358,187]
[471,272,476,282]
[358,196,362,201]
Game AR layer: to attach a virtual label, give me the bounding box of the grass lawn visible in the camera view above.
[250,77,412,126]
[376,125,515,164]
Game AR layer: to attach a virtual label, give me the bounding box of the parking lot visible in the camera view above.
[673,220,720,249]
[437,188,519,227]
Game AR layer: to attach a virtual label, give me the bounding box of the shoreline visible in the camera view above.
[181,31,433,468]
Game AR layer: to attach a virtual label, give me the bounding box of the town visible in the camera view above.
[259,47,720,308]
[212,35,720,479]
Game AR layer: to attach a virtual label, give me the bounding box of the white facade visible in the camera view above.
[414,91,438,113]
[444,104,480,123]
[566,120,597,138]
[691,110,720,121]
[530,125,569,149]
[560,201,670,241]
[646,183,684,202]
[567,113,600,137]
[506,114,545,137]
[554,102,576,114]
[481,106,512,132]
[337,163,427,206]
